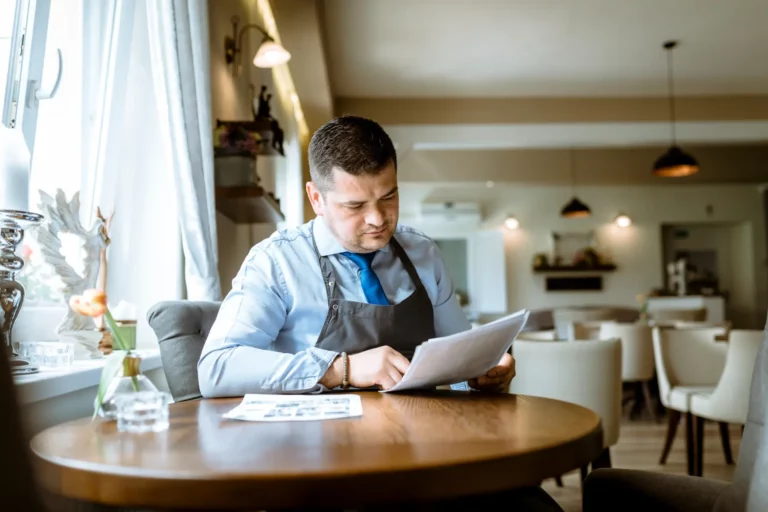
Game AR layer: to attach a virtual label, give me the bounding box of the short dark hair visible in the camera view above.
[308,115,397,192]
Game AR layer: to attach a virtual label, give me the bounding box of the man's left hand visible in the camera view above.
[468,353,515,393]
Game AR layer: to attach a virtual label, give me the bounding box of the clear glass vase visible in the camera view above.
[96,353,159,419]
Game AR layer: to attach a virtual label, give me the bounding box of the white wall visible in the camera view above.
[399,183,767,328]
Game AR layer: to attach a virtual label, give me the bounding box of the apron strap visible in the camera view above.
[390,236,427,291]
[310,221,338,304]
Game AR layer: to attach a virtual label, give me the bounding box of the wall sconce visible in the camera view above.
[504,215,520,230]
[615,213,632,228]
[224,15,291,74]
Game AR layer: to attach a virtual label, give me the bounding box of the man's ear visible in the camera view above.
[306,181,324,216]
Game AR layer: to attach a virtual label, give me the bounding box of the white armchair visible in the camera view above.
[652,326,728,475]
[599,322,656,421]
[510,338,622,477]
[688,329,763,476]
[569,321,615,341]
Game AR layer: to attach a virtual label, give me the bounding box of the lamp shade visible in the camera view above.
[560,197,591,218]
[653,146,700,178]
[253,40,291,68]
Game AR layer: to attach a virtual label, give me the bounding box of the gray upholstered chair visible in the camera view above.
[147,301,221,402]
[583,312,768,512]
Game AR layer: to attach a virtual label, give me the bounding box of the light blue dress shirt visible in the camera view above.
[198,217,472,397]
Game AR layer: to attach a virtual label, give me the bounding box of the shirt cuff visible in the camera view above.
[307,347,340,393]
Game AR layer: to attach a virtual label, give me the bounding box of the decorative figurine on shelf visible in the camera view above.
[94,207,115,354]
[271,118,284,154]
[255,85,272,119]
[35,190,108,337]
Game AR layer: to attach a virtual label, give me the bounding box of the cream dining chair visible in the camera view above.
[688,329,763,476]
[599,322,656,421]
[652,326,728,475]
[510,337,622,479]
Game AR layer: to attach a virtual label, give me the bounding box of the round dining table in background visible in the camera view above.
[31,390,603,510]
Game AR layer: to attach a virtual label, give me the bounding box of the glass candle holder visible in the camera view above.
[115,391,171,433]
[15,341,74,368]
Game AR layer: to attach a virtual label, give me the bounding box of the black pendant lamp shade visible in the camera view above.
[561,197,591,218]
[653,145,700,177]
[654,40,699,178]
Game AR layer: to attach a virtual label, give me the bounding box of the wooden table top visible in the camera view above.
[31,391,603,510]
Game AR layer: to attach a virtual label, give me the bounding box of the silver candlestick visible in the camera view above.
[0,209,44,375]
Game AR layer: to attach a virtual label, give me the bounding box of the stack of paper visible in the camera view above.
[383,309,529,392]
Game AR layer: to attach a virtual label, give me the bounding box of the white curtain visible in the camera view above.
[145,0,221,301]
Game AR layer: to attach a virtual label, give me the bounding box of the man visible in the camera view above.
[199,115,514,395]
[198,116,562,511]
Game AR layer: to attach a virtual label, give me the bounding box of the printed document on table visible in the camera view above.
[223,394,363,421]
[382,309,529,393]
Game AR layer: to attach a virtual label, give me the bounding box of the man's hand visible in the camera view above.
[319,346,410,390]
[468,353,515,393]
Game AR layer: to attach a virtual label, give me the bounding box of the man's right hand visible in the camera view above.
[320,346,410,390]
[348,346,410,390]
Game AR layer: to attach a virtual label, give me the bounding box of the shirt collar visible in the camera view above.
[312,217,390,257]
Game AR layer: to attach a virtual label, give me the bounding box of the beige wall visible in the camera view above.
[398,145,768,186]
[337,96,768,125]
[399,183,767,329]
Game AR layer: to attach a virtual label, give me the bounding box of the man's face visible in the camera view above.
[307,163,399,253]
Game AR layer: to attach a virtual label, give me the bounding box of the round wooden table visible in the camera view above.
[31,391,603,510]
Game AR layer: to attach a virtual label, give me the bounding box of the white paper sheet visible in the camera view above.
[382,309,530,393]
[222,394,363,421]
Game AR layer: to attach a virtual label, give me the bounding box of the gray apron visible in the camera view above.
[311,232,435,360]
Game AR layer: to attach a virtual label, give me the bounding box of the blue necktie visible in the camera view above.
[341,251,390,305]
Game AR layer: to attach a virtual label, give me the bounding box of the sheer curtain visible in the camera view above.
[24,0,220,346]
[145,0,220,301]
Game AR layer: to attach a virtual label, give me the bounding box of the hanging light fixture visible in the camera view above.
[224,16,291,74]
[561,149,591,218]
[653,40,699,177]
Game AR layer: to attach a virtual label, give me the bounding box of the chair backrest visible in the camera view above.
[702,330,763,425]
[510,338,623,448]
[147,301,222,402]
[522,309,555,332]
[0,353,46,512]
[652,327,727,408]
[569,320,614,341]
[600,322,655,382]
[713,314,768,512]
[553,307,617,339]
[517,330,558,341]
[650,307,707,323]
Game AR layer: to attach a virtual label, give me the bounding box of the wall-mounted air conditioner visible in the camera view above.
[419,202,482,224]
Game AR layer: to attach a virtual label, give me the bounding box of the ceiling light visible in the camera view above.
[561,149,591,218]
[224,16,291,74]
[653,40,699,178]
[615,213,632,228]
[504,216,520,230]
[561,198,592,218]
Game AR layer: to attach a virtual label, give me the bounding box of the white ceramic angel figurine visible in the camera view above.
[35,190,108,334]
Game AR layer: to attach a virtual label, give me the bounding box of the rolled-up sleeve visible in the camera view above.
[198,246,338,397]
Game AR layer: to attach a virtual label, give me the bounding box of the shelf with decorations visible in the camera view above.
[213,84,285,224]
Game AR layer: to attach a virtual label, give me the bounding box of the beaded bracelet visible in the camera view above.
[341,352,349,389]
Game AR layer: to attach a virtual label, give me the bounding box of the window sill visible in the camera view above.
[13,349,161,405]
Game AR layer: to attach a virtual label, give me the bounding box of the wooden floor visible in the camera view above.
[541,415,742,512]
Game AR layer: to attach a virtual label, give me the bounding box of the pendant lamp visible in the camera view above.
[561,149,591,218]
[653,41,699,177]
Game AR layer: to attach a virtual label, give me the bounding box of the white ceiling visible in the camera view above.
[323,0,768,98]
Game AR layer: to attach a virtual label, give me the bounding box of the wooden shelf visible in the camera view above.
[533,264,617,274]
[215,185,285,224]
